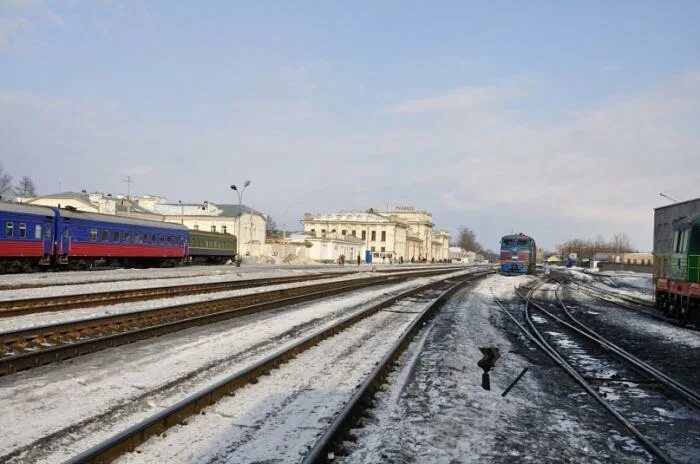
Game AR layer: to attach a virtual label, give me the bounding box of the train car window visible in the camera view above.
[113,231,120,242]
[503,238,513,246]
[5,222,13,238]
[143,233,149,244]
[124,231,131,242]
[19,223,27,238]
[102,230,109,241]
[89,228,98,241]
[134,233,140,243]
[45,228,51,239]
[35,224,42,239]
[691,228,700,254]
[151,233,157,243]
[167,236,172,244]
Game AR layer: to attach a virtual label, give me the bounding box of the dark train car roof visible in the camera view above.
[56,209,189,232]
[189,230,237,238]
[0,201,56,217]
[653,197,700,255]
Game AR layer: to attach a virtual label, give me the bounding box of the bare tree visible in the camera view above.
[15,176,37,198]
[266,215,279,234]
[0,164,12,200]
[455,226,483,252]
[556,233,636,259]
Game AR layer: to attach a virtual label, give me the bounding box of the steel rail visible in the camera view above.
[302,275,484,463]
[0,272,357,317]
[0,269,458,375]
[513,281,677,464]
[552,285,700,407]
[64,272,488,464]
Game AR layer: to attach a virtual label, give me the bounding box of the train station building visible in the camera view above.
[301,206,450,262]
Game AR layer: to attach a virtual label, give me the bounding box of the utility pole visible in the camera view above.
[123,176,133,212]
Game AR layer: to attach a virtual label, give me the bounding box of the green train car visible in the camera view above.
[188,230,237,264]
[654,199,700,326]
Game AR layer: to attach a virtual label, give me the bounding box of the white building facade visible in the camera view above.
[301,207,450,262]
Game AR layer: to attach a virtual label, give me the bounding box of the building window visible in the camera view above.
[102,230,109,241]
[361,231,366,240]
[381,231,386,242]
[35,225,42,239]
[152,233,157,243]
[371,246,375,251]
[193,225,199,231]
[89,228,98,241]
[222,225,227,234]
[310,228,315,234]
[332,229,336,233]
[113,231,120,242]
[211,225,217,232]
[342,230,347,235]
[351,230,356,236]
[19,223,26,238]
[6,222,13,238]
[321,229,326,233]
[371,231,376,241]
[381,246,385,252]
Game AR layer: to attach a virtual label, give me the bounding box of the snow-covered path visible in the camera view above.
[340,274,655,463]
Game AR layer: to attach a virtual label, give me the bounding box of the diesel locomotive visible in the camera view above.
[499,233,536,275]
[653,198,700,325]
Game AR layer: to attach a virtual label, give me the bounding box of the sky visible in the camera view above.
[1,1,699,251]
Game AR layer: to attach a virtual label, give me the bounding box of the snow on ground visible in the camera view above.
[117,289,444,463]
[567,290,700,349]
[0,271,472,464]
[563,268,653,302]
[0,271,371,332]
[340,274,652,463]
[0,266,349,301]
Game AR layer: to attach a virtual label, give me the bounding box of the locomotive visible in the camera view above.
[653,198,700,325]
[499,233,536,275]
[0,202,236,273]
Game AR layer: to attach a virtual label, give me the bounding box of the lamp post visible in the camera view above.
[230,180,251,263]
[659,192,679,204]
[178,200,183,224]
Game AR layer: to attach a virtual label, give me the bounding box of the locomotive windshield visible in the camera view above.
[502,238,513,246]
[517,239,528,246]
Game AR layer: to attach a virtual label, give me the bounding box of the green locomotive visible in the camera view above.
[654,199,700,325]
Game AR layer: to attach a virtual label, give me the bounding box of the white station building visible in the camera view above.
[301,206,450,263]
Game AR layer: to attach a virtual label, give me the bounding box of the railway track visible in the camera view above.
[497,279,700,464]
[0,268,459,375]
[61,271,487,463]
[0,272,357,317]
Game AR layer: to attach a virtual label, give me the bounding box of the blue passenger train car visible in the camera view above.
[500,233,536,274]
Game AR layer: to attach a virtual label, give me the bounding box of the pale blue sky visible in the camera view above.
[2,1,699,250]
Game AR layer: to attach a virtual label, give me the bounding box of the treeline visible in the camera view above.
[0,163,37,200]
[556,233,636,259]
[452,226,500,262]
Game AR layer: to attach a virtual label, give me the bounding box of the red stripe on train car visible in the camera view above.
[0,240,44,257]
[67,243,185,258]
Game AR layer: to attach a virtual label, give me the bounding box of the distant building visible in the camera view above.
[301,206,450,262]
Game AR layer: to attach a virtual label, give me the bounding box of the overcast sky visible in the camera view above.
[1,1,699,251]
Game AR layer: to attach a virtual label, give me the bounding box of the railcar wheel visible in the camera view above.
[679,297,690,326]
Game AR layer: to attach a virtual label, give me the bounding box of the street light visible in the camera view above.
[659,192,679,204]
[178,200,183,224]
[230,180,252,263]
